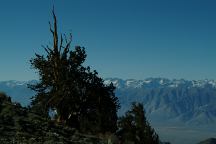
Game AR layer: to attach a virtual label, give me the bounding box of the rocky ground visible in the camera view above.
[0,93,106,144]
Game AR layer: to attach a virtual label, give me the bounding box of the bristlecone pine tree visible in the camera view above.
[117,102,159,144]
[29,10,119,133]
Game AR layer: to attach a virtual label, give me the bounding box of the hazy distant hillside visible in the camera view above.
[0,80,36,106]
[198,138,216,144]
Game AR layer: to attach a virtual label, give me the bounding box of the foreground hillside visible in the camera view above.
[0,92,105,144]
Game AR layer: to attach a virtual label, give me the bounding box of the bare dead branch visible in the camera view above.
[49,21,54,36]
[44,48,51,55]
[64,34,68,44]
[60,34,63,53]
[52,8,58,53]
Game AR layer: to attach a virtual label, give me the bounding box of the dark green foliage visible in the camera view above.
[0,92,11,104]
[29,10,119,133]
[160,142,171,144]
[118,102,159,144]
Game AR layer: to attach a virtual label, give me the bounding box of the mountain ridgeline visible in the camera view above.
[1,78,216,125]
[105,78,216,125]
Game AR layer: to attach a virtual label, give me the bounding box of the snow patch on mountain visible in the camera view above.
[104,78,216,89]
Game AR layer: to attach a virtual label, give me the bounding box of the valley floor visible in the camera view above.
[154,124,216,144]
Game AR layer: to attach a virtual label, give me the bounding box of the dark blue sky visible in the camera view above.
[0,0,216,80]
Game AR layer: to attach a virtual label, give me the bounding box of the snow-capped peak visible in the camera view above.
[104,78,216,89]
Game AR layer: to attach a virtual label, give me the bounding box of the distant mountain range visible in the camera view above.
[0,80,36,106]
[104,78,216,125]
[1,78,216,125]
[104,78,216,144]
[0,78,216,144]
